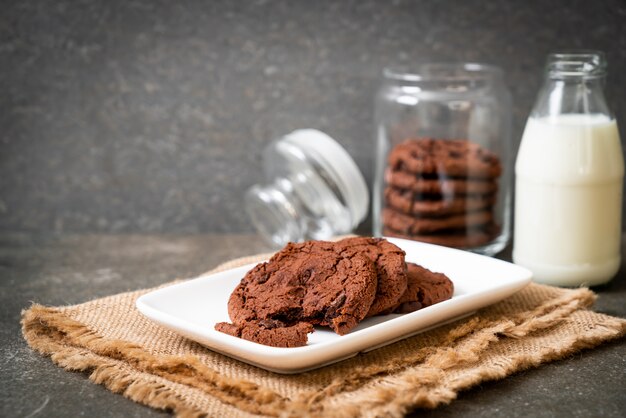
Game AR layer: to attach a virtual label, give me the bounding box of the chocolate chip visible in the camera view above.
[257,273,270,284]
[258,318,286,329]
[293,287,305,298]
[300,269,311,285]
[327,291,346,315]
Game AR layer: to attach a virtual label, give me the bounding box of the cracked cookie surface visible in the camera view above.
[387,138,502,179]
[384,187,496,216]
[382,207,494,234]
[389,262,454,314]
[215,320,314,348]
[333,237,408,317]
[385,168,499,196]
[226,240,378,337]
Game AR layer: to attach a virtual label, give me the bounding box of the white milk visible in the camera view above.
[514,114,624,286]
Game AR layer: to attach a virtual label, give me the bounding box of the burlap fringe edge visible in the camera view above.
[21,285,626,418]
[21,304,288,417]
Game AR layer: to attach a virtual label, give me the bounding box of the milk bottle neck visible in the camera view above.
[531,51,612,119]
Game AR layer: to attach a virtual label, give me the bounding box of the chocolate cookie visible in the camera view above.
[333,236,408,317]
[226,240,378,336]
[382,207,494,234]
[385,168,499,196]
[385,187,496,216]
[387,138,502,179]
[383,226,499,249]
[391,263,454,314]
[215,320,314,348]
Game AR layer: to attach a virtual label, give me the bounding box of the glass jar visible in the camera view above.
[514,51,624,286]
[245,129,369,248]
[374,63,512,256]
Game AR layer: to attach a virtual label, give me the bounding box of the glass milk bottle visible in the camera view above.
[514,51,624,286]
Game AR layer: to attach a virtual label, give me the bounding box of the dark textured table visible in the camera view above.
[1,232,625,417]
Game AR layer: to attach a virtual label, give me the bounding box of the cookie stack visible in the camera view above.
[382,138,501,249]
[215,237,453,347]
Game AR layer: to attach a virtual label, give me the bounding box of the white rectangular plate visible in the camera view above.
[136,237,532,374]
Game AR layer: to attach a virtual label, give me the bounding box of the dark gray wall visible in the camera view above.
[1,0,625,234]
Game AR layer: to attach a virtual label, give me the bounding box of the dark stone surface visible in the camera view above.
[1,232,625,417]
[1,0,626,233]
[0,232,272,418]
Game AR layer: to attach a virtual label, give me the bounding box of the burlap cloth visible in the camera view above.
[22,252,626,418]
